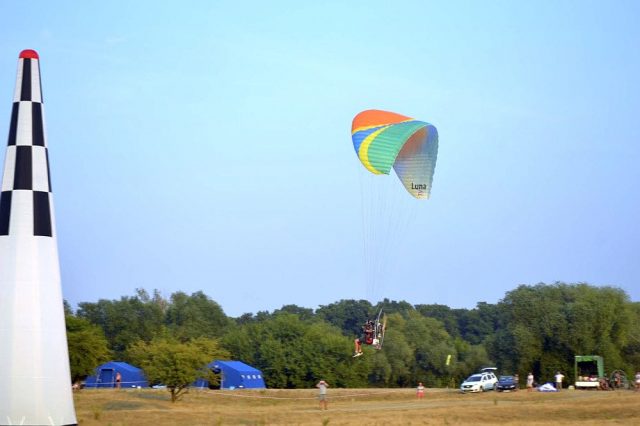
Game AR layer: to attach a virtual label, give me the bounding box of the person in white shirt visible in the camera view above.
[554,371,565,391]
[416,382,425,399]
[526,372,534,392]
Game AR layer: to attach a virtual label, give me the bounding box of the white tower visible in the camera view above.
[0,50,77,425]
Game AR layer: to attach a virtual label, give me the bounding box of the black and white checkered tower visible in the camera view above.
[0,50,77,425]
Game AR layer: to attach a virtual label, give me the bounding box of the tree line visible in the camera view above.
[66,282,640,393]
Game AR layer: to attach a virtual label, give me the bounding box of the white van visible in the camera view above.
[460,371,498,393]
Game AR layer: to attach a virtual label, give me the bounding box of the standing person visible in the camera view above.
[635,371,640,392]
[554,371,565,391]
[514,374,520,390]
[316,380,329,410]
[115,371,122,389]
[526,372,534,392]
[416,382,425,399]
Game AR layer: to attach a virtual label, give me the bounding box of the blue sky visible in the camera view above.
[1,1,639,317]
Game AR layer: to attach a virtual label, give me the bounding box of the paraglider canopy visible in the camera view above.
[351,110,438,199]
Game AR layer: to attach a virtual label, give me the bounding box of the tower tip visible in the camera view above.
[19,49,39,59]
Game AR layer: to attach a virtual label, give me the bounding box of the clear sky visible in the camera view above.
[1,1,638,317]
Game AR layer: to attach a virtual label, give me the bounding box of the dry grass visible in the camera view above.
[74,387,640,425]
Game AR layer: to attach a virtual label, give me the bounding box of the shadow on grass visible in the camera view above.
[134,392,172,401]
[103,401,145,411]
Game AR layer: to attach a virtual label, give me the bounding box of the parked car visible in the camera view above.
[496,375,518,392]
[480,369,498,384]
[460,372,498,393]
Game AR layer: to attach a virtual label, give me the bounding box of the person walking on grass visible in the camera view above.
[316,380,329,410]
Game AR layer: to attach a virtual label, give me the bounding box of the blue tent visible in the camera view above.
[193,360,266,390]
[85,361,149,388]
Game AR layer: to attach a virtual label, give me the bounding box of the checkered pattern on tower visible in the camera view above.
[0,49,53,237]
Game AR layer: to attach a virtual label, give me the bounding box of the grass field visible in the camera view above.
[74,387,640,425]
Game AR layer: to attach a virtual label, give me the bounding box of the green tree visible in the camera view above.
[63,299,73,316]
[302,321,371,388]
[404,312,456,386]
[416,302,499,345]
[376,299,415,318]
[621,302,640,372]
[380,311,459,387]
[66,315,111,383]
[223,313,306,388]
[77,289,166,355]
[488,282,635,382]
[449,339,491,386]
[272,304,315,321]
[368,351,392,385]
[127,337,229,402]
[458,302,499,345]
[165,291,230,340]
[223,312,370,388]
[376,313,413,387]
[415,304,462,338]
[316,299,374,336]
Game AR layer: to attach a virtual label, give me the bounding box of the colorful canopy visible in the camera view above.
[351,110,438,199]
